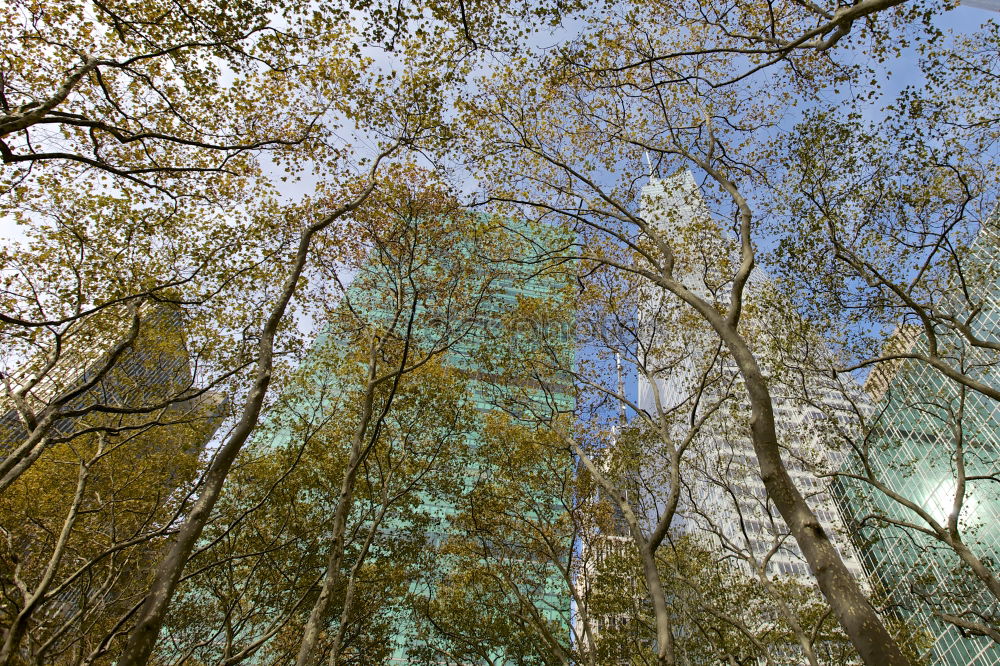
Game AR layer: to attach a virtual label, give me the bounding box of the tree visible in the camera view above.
[150,171,573,664]
[583,533,856,665]
[417,413,578,666]
[162,349,472,665]
[288,171,510,666]
[767,22,1000,649]
[4,0,997,662]
[449,0,986,662]
[2,0,527,658]
[463,205,891,665]
[0,304,222,664]
[2,0,591,655]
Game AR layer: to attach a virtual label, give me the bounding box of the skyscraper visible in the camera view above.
[1,302,222,484]
[2,304,211,439]
[385,217,577,663]
[573,170,869,663]
[174,211,577,664]
[833,217,1000,665]
[570,171,869,666]
[0,303,223,662]
[635,170,866,586]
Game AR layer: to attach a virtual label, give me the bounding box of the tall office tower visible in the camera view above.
[636,170,864,580]
[0,303,222,661]
[1,302,221,472]
[833,219,1000,665]
[631,172,866,647]
[572,171,868,664]
[2,305,203,431]
[173,213,575,664]
[386,219,577,663]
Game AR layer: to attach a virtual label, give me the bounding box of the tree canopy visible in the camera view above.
[2,0,999,664]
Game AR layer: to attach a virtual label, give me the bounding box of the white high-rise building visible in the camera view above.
[635,170,867,586]
[572,171,871,663]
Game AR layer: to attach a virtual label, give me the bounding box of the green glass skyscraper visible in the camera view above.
[834,219,1000,665]
[183,211,577,664]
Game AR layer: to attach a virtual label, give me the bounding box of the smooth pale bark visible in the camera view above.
[950,540,1000,601]
[0,452,91,665]
[327,479,392,665]
[558,358,724,664]
[566,435,676,666]
[117,160,389,665]
[522,141,909,664]
[670,155,909,666]
[0,57,99,138]
[695,604,772,664]
[669,276,911,666]
[569,188,910,663]
[216,572,323,666]
[487,564,573,666]
[838,433,1000,604]
[294,372,378,666]
[687,487,822,666]
[542,523,598,666]
[848,480,1000,603]
[639,543,676,666]
[829,238,1000,404]
[757,564,821,666]
[936,611,1000,643]
[575,242,910,663]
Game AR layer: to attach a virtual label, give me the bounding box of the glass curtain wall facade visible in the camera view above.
[834,219,1000,666]
[387,218,577,663]
[233,215,576,664]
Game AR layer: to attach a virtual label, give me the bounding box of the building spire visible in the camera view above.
[644,150,654,180]
[615,351,627,426]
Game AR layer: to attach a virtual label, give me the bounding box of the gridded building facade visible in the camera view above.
[571,171,869,664]
[635,171,866,588]
[834,218,1000,665]
[2,303,221,460]
[228,217,577,664]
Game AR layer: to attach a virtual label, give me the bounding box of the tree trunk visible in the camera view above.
[116,174,383,665]
[725,333,911,666]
